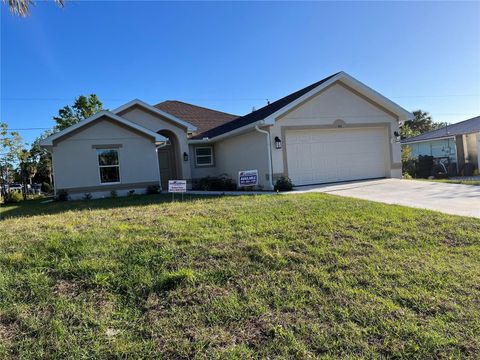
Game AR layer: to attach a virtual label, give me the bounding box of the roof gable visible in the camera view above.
[40,111,166,147]
[113,99,197,132]
[155,100,238,135]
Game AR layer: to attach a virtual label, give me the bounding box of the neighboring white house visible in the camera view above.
[402,116,480,175]
[40,72,413,199]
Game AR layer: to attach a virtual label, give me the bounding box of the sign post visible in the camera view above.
[238,170,258,188]
[168,180,187,201]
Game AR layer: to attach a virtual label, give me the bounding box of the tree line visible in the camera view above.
[0,94,103,201]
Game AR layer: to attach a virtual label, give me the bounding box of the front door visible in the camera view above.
[158,143,178,190]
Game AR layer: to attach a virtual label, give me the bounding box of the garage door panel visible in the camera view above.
[286,127,387,186]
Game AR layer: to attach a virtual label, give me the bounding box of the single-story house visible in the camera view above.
[40,72,413,199]
[402,116,480,175]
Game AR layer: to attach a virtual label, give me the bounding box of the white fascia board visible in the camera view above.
[402,135,456,145]
[263,72,414,123]
[39,111,167,146]
[188,120,266,144]
[112,99,197,132]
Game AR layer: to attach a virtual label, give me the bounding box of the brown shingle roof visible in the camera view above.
[154,100,239,135]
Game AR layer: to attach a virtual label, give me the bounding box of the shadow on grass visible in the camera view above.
[0,193,223,220]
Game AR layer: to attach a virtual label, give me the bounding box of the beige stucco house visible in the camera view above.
[40,72,413,199]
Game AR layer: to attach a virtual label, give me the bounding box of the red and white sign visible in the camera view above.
[168,180,187,193]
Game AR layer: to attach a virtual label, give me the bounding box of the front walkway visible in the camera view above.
[292,178,480,218]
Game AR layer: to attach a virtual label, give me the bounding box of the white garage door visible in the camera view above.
[286,127,388,186]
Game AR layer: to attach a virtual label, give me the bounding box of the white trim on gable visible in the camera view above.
[112,99,197,132]
[263,72,414,125]
[39,111,167,147]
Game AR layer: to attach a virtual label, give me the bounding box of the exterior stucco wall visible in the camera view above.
[119,106,192,181]
[190,130,271,189]
[52,118,160,196]
[269,82,401,179]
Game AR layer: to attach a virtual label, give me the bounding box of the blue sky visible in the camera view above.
[1,1,479,145]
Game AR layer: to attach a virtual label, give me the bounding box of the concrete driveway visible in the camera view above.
[293,179,480,218]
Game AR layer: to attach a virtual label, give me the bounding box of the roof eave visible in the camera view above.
[402,135,457,144]
[189,120,267,143]
[113,99,198,132]
[39,111,167,147]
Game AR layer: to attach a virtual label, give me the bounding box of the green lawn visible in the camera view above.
[431,179,480,186]
[1,194,479,359]
[411,178,480,186]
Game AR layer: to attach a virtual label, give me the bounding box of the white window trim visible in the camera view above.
[195,146,214,167]
[97,148,121,185]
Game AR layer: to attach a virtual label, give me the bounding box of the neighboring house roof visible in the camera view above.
[39,111,167,147]
[402,115,480,144]
[192,71,413,140]
[112,99,197,132]
[154,100,239,135]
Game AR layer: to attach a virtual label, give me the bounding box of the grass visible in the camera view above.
[411,178,480,186]
[429,179,480,186]
[1,194,479,359]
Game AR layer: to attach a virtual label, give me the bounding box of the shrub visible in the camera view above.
[274,176,293,192]
[193,176,236,191]
[55,189,69,201]
[110,190,118,198]
[82,193,92,200]
[41,182,52,193]
[401,146,417,178]
[146,185,160,194]
[29,194,45,200]
[7,191,23,203]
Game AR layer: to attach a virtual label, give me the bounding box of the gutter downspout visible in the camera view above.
[255,125,274,190]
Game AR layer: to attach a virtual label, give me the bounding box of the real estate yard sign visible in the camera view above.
[168,180,187,193]
[168,180,186,202]
[238,170,258,187]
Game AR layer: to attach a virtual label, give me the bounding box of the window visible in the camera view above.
[97,149,120,183]
[195,146,213,166]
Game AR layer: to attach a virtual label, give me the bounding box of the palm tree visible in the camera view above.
[4,0,64,17]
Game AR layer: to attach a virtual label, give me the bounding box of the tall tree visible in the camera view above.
[3,0,63,17]
[401,110,448,138]
[29,130,54,184]
[53,94,104,131]
[0,122,24,200]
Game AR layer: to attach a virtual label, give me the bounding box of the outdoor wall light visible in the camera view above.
[274,136,282,149]
[183,152,189,161]
[393,131,401,142]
